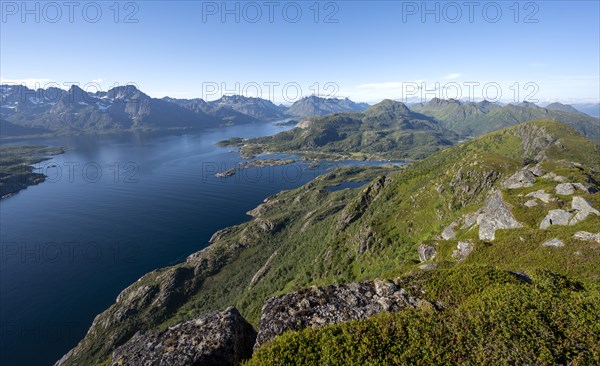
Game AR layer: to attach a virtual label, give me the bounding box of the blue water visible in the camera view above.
[0,123,404,366]
[325,180,370,192]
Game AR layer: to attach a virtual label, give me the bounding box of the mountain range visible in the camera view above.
[2,84,598,141]
[221,99,457,160]
[286,95,370,118]
[0,85,373,137]
[410,98,600,140]
[220,98,600,161]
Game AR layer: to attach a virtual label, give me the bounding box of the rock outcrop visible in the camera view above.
[555,183,576,195]
[254,279,429,349]
[570,196,600,225]
[475,191,522,241]
[542,172,567,182]
[417,244,436,262]
[573,231,600,243]
[452,240,474,261]
[540,209,573,229]
[502,168,536,189]
[109,307,256,366]
[525,189,554,203]
[542,238,565,248]
[539,197,599,229]
[441,222,457,240]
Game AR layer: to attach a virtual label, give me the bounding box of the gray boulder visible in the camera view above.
[109,307,256,366]
[555,183,576,195]
[417,244,436,262]
[542,238,564,248]
[573,231,600,243]
[570,196,600,225]
[452,240,474,262]
[254,279,429,349]
[540,209,573,229]
[441,221,457,240]
[528,164,545,177]
[524,199,538,208]
[525,189,554,203]
[476,191,522,241]
[502,169,536,189]
[542,172,567,182]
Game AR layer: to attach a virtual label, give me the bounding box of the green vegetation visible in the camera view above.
[62,120,600,366]
[219,100,457,161]
[247,268,599,365]
[0,145,64,197]
[411,98,600,140]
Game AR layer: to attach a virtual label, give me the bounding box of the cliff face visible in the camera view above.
[254,279,433,349]
[56,121,600,366]
[108,307,255,366]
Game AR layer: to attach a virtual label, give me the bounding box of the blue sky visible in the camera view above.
[1,0,598,104]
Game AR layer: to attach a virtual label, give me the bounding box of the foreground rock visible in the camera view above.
[573,231,600,243]
[540,209,573,229]
[417,244,436,262]
[475,191,522,241]
[452,240,474,261]
[570,196,600,224]
[109,307,256,366]
[254,279,430,349]
[542,238,565,248]
[502,168,536,189]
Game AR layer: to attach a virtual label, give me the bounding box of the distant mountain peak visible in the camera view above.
[287,95,370,118]
[427,97,461,106]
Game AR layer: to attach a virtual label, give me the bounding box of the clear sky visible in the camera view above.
[1,0,599,104]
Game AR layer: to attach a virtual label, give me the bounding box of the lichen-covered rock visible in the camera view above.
[555,183,576,195]
[441,221,457,240]
[573,231,600,243]
[417,244,436,262]
[528,164,545,177]
[502,169,536,189]
[542,238,564,248]
[254,279,429,349]
[540,209,574,229]
[452,240,474,262]
[525,189,554,203]
[476,191,522,241]
[418,263,437,270]
[109,307,256,366]
[524,199,538,208]
[570,196,600,225]
[542,172,567,182]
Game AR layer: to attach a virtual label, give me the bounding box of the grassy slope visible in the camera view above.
[63,120,599,365]
[247,120,600,364]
